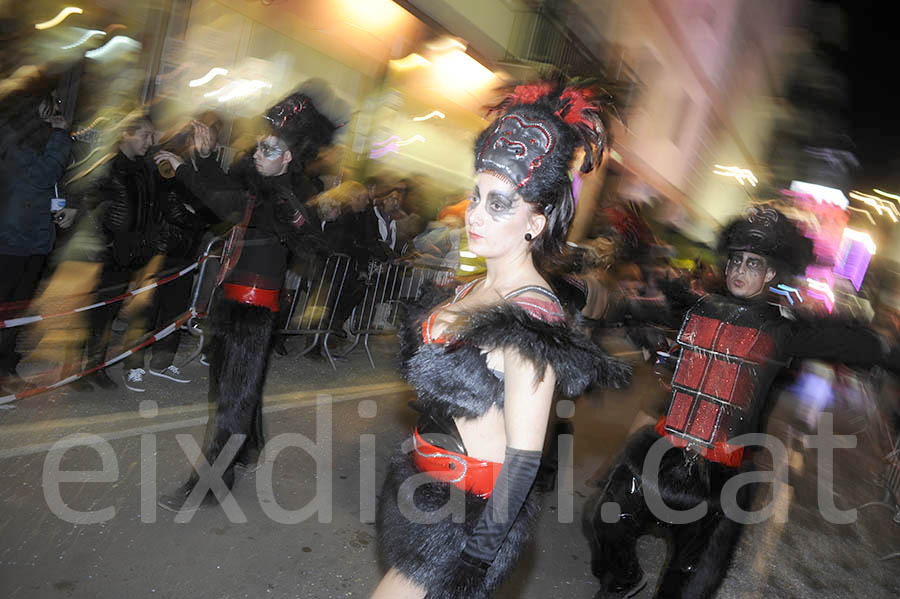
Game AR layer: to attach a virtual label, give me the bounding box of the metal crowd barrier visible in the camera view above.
[344,258,455,368]
[275,253,454,369]
[185,244,455,370]
[181,235,224,365]
[278,253,355,369]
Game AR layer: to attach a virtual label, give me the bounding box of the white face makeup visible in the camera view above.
[253,135,291,177]
[465,172,544,260]
[725,251,775,298]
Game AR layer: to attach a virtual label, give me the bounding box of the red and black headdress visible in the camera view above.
[473,81,609,262]
[264,78,350,168]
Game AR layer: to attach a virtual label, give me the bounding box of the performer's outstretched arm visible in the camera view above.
[450,349,554,589]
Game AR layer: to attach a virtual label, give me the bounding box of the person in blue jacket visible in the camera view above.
[0,76,74,392]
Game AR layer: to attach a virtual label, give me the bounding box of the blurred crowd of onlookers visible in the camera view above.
[2,66,899,440]
[0,67,480,395]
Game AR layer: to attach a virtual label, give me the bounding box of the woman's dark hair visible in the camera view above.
[474,81,609,269]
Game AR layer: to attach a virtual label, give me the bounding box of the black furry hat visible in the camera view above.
[473,81,608,265]
[717,204,814,278]
[264,78,350,168]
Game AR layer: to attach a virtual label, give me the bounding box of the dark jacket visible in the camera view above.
[75,152,198,267]
[0,127,73,255]
[173,160,320,290]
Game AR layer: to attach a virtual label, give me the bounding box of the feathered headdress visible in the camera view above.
[475,81,608,192]
[264,78,351,167]
[473,80,610,265]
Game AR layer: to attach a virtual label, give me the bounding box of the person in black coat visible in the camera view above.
[154,80,349,513]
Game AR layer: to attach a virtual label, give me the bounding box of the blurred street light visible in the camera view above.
[35,7,83,30]
[713,164,758,186]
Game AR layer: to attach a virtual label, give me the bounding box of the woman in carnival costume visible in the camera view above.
[372,81,632,599]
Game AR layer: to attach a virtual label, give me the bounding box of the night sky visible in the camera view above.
[838,1,900,189]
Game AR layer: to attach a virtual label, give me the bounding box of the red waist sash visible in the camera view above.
[655,417,744,468]
[223,283,280,312]
[412,429,501,499]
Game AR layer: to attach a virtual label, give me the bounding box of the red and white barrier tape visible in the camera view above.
[0,309,195,409]
[0,255,213,330]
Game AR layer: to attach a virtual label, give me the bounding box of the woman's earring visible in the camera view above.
[524,233,533,242]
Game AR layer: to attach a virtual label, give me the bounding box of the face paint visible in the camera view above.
[468,186,520,223]
[726,252,768,275]
[256,140,286,160]
[725,250,773,298]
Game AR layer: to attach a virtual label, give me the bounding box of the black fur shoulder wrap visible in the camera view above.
[398,283,631,421]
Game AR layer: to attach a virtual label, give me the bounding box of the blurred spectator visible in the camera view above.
[392,178,425,245]
[350,177,399,262]
[67,113,194,392]
[0,75,74,392]
[410,200,466,269]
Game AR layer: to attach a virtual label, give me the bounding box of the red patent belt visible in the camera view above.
[223,283,280,312]
[655,417,744,468]
[412,429,501,499]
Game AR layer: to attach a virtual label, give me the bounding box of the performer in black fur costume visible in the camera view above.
[154,80,348,512]
[584,204,900,598]
[372,82,632,599]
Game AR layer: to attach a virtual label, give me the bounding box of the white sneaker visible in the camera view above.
[149,365,191,383]
[124,368,147,392]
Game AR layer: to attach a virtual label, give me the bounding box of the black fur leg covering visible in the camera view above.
[376,449,541,598]
[202,297,275,487]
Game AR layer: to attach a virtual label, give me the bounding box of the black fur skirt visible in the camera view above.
[376,448,541,596]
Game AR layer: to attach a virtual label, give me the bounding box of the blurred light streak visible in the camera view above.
[790,181,849,209]
[847,206,877,226]
[459,264,478,272]
[841,227,877,254]
[849,191,899,222]
[369,134,425,159]
[35,7,83,30]
[834,228,875,291]
[85,36,141,60]
[806,278,835,313]
[61,29,105,50]
[770,287,795,305]
[372,134,424,147]
[412,110,445,122]
[433,50,495,90]
[873,188,900,202]
[713,164,757,186]
[372,135,400,147]
[458,250,478,259]
[188,68,228,88]
[389,53,430,70]
[777,283,803,303]
[204,80,271,102]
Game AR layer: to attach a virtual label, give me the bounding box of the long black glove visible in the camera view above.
[426,446,542,598]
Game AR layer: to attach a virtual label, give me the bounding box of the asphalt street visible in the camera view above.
[1,332,898,598]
